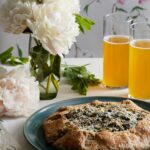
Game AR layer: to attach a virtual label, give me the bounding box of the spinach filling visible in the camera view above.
[65,104,143,132]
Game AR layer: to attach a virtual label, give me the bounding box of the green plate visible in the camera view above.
[24,96,150,150]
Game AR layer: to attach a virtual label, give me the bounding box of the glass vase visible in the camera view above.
[29,35,61,100]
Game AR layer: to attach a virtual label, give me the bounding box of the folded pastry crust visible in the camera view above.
[43,100,150,150]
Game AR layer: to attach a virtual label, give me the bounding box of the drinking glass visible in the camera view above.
[129,22,150,100]
[103,13,132,88]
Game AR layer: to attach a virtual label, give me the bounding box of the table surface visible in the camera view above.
[3,58,129,150]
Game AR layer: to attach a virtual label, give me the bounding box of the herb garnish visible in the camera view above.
[0,45,28,66]
[63,64,101,95]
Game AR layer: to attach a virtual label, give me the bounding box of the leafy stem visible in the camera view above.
[29,39,61,99]
[39,83,47,90]
[0,46,28,66]
[63,64,101,95]
[75,14,95,33]
[46,74,52,94]
[52,74,59,93]
[28,34,32,55]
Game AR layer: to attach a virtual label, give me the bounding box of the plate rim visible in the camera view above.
[23,96,150,150]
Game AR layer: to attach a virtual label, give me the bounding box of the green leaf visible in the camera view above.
[130,6,145,13]
[84,18,95,25]
[75,14,95,33]
[4,56,28,66]
[0,45,28,66]
[115,7,128,13]
[63,64,101,95]
[0,47,13,63]
[84,4,90,14]
[52,55,61,79]
[52,74,59,92]
[19,57,28,64]
[30,43,61,84]
[30,45,50,82]
[17,44,23,58]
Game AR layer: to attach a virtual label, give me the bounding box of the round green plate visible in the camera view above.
[24,96,150,150]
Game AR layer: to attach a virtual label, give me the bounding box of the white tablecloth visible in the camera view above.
[2,58,129,150]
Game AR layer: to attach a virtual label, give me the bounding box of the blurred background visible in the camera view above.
[0,0,150,57]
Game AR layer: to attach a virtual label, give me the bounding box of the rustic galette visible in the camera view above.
[43,100,150,150]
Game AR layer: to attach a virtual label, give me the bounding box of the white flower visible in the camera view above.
[28,0,80,55]
[43,0,80,14]
[0,64,39,117]
[0,0,80,56]
[0,0,33,34]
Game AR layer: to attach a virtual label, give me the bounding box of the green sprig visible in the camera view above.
[0,46,28,66]
[75,14,95,33]
[63,64,101,95]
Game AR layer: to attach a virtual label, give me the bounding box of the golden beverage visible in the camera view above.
[129,39,150,99]
[103,35,130,87]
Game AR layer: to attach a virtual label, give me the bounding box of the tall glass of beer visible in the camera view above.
[103,13,132,88]
[129,22,150,100]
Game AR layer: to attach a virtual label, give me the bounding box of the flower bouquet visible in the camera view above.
[0,0,94,100]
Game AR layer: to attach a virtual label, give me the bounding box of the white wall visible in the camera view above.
[0,0,29,56]
[0,28,29,56]
[0,0,150,57]
[68,0,150,57]
[68,0,114,58]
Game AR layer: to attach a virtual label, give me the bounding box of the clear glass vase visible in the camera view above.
[29,35,61,100]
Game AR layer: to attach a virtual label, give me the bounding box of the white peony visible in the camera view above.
[28,0,80,55]
[0,0,33,34]
[0,0,80,56]
[43,0,80,14]
[0,64,39,117]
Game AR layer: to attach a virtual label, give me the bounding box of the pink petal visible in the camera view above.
[139,0,150,4]
[117,0,126,5]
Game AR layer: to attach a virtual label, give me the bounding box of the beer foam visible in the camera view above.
[130,39,150,50]
[104,35,130,45]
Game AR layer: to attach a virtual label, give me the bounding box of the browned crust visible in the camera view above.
[43,100,150,150]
